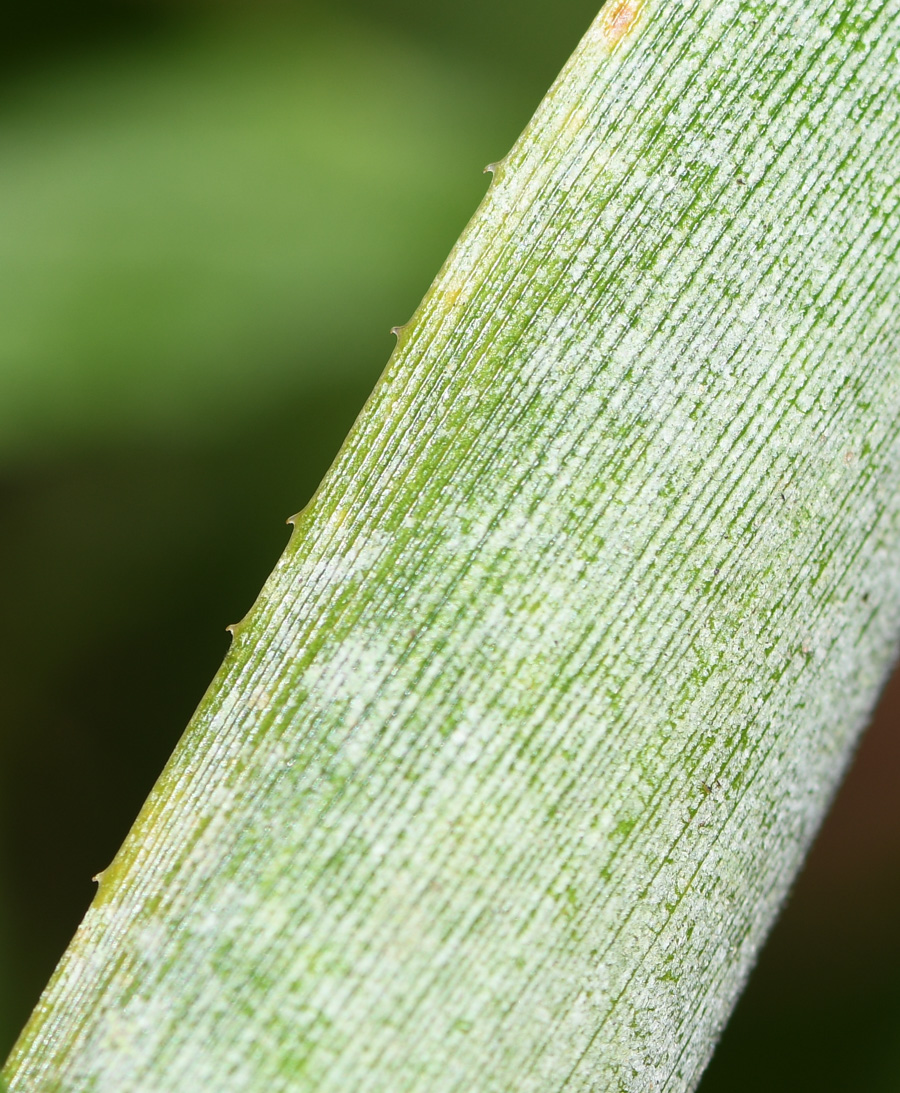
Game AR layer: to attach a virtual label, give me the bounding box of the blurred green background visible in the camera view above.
[0,2,897,1087]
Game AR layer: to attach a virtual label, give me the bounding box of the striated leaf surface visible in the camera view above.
[6,1,900,1089]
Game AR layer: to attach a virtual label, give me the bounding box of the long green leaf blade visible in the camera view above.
[6,1,900,1089]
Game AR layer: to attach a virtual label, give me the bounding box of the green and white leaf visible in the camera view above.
[6,0,900,1090]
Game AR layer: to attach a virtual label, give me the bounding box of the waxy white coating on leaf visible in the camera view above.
[6,1,900,1090]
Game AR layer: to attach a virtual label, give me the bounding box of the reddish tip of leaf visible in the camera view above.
[601,0,642,49]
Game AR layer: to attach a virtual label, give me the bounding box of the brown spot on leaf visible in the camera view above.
[601,0,642,49]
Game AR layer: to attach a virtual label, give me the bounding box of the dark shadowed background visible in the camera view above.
[0,2,897,1087]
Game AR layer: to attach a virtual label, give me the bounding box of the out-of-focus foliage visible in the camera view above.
[0,2,897,1087]
[0,11,520,459]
